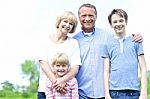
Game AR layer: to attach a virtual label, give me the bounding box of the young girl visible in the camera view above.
[45,53,79,99]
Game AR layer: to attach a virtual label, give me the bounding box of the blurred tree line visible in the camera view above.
[0,60,39,98]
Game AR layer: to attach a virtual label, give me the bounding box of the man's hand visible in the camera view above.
[132,33,143,42]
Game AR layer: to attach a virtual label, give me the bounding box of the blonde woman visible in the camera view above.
[37,11,81,99]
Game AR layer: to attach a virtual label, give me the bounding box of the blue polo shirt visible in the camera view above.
[102,35,144,91]
[73,27,112,98]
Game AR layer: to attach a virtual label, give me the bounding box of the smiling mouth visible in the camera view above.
[57,70,65,72]
[115,25,124,30]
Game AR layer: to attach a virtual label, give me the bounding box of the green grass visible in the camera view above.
[0,96,36,99]
[148,94,150,99]
[0,93,37,99]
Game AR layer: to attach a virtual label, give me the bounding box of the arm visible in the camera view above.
[104,58,112,99]
[62,65,79,82]
[39,60,56,82]
[132,33,143,42]
[138,55,147,99]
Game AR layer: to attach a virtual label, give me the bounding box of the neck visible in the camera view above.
[82,27,94,33]
[116,32,126,38]
[50,33,68,43]
[50,32,68,43]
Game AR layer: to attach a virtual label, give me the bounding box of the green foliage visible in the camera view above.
[21,60,39,83]
[21,91,31,98]
[148,70,150,94]
[0,90,6,97]
[0,90,21,98]
[148,80,150,94]
[0,89,37,98]
[27,81,39,93]
[148,70,150,81]
[21,60,39,93]
[1,81,15,91]
[0,59,39,98]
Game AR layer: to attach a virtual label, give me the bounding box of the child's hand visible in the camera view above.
[57,84,68,95]
[53,78,67,94]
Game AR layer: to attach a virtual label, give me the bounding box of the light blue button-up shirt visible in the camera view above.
[73,27,112,98]
[102,36,144,91]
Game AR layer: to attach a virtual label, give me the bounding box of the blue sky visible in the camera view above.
[0,0,149,86]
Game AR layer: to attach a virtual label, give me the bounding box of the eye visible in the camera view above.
[112,20,117,23]
[119,19,124,23]
[89,15,94,18]
[56,64,60,67]
[63,20,68,23]
[62,64,67,67]
[69,22,73,25]
[81,15,86,18]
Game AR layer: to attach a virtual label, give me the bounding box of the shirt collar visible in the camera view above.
[113,34,127,41]
[81,27,95,36]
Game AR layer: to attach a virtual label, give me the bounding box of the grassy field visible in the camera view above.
[0,96,36,99]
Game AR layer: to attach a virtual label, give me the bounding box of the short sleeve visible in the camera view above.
[135,42,144,56]
[101,39,109,58]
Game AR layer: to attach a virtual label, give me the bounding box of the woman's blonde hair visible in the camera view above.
[55,11,78,33]
[51,53,70,66]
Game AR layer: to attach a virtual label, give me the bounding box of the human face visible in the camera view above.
[53,64,69,77]
[79,7,97,32]
[58,19,74,35]
[111,14,126,36]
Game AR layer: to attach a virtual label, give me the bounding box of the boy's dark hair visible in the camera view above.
[108,9,128,25]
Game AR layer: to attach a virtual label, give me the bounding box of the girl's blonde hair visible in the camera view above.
[55,11,78,33]
[51,53,70,66]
